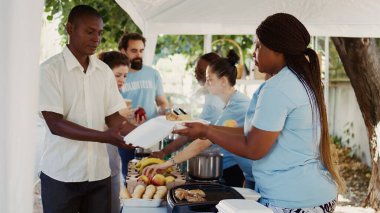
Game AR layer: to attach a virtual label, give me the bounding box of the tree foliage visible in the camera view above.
[154,35,204,67]
[44,0,141,51]
[154,34,254,69]
[44,1,254,68]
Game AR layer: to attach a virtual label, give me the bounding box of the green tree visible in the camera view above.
[44,0,141,51]
[154,34,254,70]
[212,35,253,64]
[44,1,254,69]
[154,35,204,67]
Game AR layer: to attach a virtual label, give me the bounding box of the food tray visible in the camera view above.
[167,183,244,213]
[169,183,244,204]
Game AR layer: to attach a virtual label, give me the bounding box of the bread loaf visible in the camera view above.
[132,185,146,198]
[142,184,156,199]
[153,186,168,199]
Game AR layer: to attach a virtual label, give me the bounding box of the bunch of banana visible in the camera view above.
[135,157,165,173]
[134,157,174,174]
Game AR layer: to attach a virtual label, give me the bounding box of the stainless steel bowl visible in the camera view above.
[187,152,223,180]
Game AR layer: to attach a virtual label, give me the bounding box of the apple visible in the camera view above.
[165,175,175,183]
[151,174,166,186]
[134,107,146,120]
[137,175,150,185]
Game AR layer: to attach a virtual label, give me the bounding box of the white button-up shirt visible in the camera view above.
[39,46,125,182]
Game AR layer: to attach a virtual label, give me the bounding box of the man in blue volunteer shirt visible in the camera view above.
[118,32,168,119]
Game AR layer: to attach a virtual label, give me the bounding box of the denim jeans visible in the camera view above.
[118,147,136,184]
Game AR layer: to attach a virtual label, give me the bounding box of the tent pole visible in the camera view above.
[143,32,158,66]
[204,34,212,54]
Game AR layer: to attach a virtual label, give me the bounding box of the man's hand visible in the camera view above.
[172,122,209,139]
[104,121,134,149]
[150,151,166,159]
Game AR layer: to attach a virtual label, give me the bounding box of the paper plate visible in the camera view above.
[124,116,209,148]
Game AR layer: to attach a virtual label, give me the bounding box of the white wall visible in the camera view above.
[328,82,371,166]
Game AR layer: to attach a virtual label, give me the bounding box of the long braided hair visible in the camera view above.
[256,13,344,192]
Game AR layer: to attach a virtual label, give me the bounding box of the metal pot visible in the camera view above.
[187,151,223,180]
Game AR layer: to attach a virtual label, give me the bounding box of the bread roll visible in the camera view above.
[120,186,132,199]
[142,184,156,199]
[156,186,168,193]
[132,185,146,198]
[153,186,168,199]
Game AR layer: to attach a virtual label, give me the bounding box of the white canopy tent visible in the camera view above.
[116,0,380,65]
[2,1,380,212]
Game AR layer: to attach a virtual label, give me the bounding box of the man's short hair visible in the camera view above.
[68,5,102,24]
[98,51,129,70]
[118,32,146,50]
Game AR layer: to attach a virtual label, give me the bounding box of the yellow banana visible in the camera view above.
[135,157,149,168]
[135,157,150,168]
[138,158,166,173]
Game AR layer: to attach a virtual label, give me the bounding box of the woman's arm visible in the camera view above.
[143,139,212,175]
[150,136,191,159]
[210,125,244,135]
[208,126,279,160]
[174,123,279,160]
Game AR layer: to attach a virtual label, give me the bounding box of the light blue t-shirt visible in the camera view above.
[212,91,254,183]
[199,92,224,124]
[244,67,337,208]
[121,65,164,119]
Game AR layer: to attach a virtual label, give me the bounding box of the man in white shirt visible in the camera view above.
[39,5,135,213]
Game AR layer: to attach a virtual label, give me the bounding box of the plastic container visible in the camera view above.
[216,199,273,213]
[232,187,261,201]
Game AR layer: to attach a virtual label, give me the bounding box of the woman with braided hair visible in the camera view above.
[174,13,344,212]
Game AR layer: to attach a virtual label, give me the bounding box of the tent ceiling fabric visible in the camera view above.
[117,0,380,37]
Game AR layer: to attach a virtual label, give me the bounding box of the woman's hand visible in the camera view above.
[120,107,146,126]
[173,122,209,139]
[134,112,146,125]
[142,161,172,177]
[119,107,134,120]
